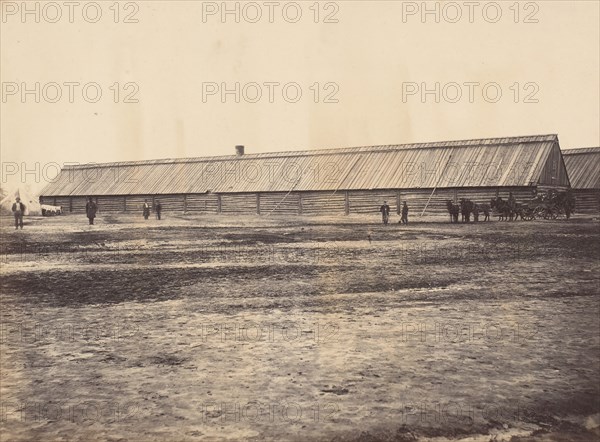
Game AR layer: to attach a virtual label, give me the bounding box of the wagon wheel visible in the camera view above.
[544,206,560,219]
[522,210,535,221]
[538,205,553,219]
[554,207,565,219]
[534,206,546,220]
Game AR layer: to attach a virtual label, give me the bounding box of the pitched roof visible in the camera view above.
[563,147,600,189]
[41,134,564,196]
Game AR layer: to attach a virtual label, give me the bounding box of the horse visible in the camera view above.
[491,197,513,221]
[446,200,460,223]
[478,203,491,221]
[459,198,475,222]
[472,203,480,222]
[512,203,526,221]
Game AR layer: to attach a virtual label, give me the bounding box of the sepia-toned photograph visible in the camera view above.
[1,1,599,441]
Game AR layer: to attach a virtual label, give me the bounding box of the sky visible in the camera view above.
[1,0,599,194]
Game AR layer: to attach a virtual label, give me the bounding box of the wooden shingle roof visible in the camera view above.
[563,147,600,189]
[41,134,564,196]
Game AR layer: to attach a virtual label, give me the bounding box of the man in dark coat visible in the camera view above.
[508,192,516,210]
[564,190,576,220]
[85,197,97,225]
[143,200,150,220]
[12,197,25,229]
[379,201,390,225]
[155,200,162,220]
[401,202,409,224]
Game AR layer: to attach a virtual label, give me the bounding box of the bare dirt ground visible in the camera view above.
[1,213,599,442]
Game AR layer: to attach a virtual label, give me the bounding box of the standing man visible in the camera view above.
[507,192,517,221]
[401,201,409,224]
[143,199,151,220]
[508,192,516,210]
[155,200,162,220]
[12,197,25,230]
[379,201,390,225]
[85,197,97,225]
[565,190,576,220]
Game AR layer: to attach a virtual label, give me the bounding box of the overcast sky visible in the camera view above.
[1,0,599,193]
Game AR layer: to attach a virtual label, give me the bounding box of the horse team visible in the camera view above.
[445,193,564,223]
[445,195,534,223]
[446,196,523,223]
[446,199,491,223]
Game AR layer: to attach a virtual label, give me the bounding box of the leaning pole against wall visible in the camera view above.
[421,155,453,217]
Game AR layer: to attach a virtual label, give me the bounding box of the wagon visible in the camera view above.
[519,190,575,221]
[520,205,536,221]
[533,203,563,220]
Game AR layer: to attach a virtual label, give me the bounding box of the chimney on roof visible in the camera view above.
[235,145,245,156]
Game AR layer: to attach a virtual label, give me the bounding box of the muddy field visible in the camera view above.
[1,213,599,442]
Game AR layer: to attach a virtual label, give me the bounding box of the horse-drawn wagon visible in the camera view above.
[500,189,575,221]
[445,190,575,223]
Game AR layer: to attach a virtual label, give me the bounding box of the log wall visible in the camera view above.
[185,194,219,213]
[97,195,126,212]
[125,195,154,213]
[572,189,600,214]
[70,196,88,214]
[42,186,577,217]
[259,192,301,215]
[154,194,185,212]
[299,192,346,215]
[396,188,456,215]
[220,193,257,214]
[348,190,399,215]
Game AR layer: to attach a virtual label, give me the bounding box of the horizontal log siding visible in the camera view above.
[53,197,71,211]
[39,196,57,206]
[220,193,257,214]
[125,195,154,213]
[348,190,398,215]
[456,187,537,205]
[259,192,301,215]
[572,189,600,214]
[97,195,125,213]
[299,192,346,215]
[398,189,457,214]
[153,194,185,212]
[70,196,88,214]
[42,186,561,216]
[185,194,220,213]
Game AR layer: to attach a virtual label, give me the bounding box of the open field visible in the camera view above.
[1,214,599,441]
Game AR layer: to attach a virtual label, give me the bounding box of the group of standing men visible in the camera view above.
[84,197,162,225]
[143,199,162,220]
[380,201,409,225]
[11,195,409,228]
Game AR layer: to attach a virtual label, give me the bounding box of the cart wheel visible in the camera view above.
[534,207,545,219]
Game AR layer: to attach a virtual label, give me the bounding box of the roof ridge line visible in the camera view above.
[63,134,559,169]
[562,147,600,154]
